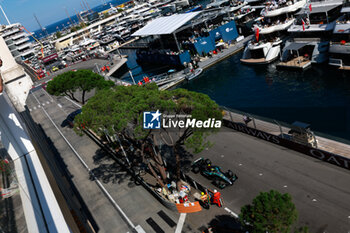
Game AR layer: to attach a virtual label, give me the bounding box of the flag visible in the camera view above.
[309,4,312,12]
[255,27,259,42]
[302,19,305,31]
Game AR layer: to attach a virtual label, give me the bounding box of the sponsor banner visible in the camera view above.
[219,21,239,42]
[194,36,216,55]
[42,53,58,63]
[223,119,350,170]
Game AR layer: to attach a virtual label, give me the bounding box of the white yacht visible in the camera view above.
[261,0,307,17]
[278,0,343,69]
[241,0,306,64]
[328,6,350,70]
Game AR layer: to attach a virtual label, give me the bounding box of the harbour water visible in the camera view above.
[180,52,350,142]
[117,49,350,142]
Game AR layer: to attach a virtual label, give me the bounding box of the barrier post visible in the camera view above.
[274,120,284,138]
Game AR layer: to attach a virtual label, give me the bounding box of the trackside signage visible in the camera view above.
[143,110,222,129]
[223,119,350,170]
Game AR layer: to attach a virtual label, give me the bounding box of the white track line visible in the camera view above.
[64,96,82,108]
[175,213,187,233]
[224,207,239,219]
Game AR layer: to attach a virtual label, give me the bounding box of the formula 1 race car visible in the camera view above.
[192,158,238,189]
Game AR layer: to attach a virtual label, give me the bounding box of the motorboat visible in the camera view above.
[328,6,350,70]
[186,68,203,81]
[280,0,343,67]
[241,0,306,64]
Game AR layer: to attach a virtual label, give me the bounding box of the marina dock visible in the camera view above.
[106,57,128,76]
[159,35,253,90]
[198,35,253,70]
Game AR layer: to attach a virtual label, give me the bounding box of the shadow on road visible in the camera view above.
[90,149,137,188]
[161,145,194,177]
[207,214,243,233]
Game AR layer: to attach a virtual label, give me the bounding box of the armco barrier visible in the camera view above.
[223,119,350,170]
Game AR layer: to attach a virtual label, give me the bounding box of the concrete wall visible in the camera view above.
[0,36,32,112]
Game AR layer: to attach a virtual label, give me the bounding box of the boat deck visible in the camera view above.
[158,35,253,90]
[198,35,253,70]
[339,66,350,71]
[240,58,266,64]
[223,110,350,159]
[277,57,311,69]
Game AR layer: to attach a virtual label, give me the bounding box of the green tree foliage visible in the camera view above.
[46,70,114,104]
[55,31,62,38]
[103,12,110,19]
[239,190,298,233]
[74,83,222,186]
[70,24,84,33]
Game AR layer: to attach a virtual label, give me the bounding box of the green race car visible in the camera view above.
[192,158,238,189]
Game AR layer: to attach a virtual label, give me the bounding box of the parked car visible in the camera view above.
[192,158,238,189]
[66,109,82,127]
[51,66,59,72]
[57,63,66,69]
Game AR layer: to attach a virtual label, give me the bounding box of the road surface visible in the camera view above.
[190,130,350,232]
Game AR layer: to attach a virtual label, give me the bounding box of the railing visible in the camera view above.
[221,106,350,170]
[329,58,342,66]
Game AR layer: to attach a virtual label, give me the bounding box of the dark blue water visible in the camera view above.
[32,0,129,39]
[117,48,350,141]
[179,52,350,142]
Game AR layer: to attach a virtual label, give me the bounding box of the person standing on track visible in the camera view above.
[212,189,222,207]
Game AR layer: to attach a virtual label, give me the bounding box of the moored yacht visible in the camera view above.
[328,6,350,70]
[278,0,343,69]
[261,0,307,17]
[241,0,305,64]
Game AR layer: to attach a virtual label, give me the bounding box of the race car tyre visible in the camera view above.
[213,178,220,187]
[227,170,234,178]
[205,159,211,165]
[220,181,226,189]
[200,200,210,209]
[193,166,200,174]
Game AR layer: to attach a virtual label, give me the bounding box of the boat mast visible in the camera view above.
[85,0,93,13]
[33,13,48,37]
[0,5,11,25]
[64,7,75,26]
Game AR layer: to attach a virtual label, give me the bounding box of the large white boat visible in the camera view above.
[278,0,343,69]
[328,6,350,70]
[241,0,305,64]
[261,0,307,17]
[241,38,282,64]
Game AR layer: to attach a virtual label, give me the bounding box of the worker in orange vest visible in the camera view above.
[212,189,222,207]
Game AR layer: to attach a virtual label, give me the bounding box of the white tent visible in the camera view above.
[132,12,201,36]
